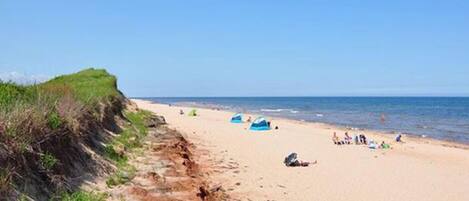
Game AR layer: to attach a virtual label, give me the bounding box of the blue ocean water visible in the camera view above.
[141,97,469,144]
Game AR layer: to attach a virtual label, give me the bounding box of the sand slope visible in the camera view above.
[133,99,469,201]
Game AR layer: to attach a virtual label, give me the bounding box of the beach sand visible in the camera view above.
[133,99,469,201]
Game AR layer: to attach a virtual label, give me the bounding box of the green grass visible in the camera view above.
[0,69,154,196]
[0,82,26,107]
[42,68,122,105]
[0,68,126,196]
[0,68,122,111]
[104,110,151,187]
[58,191,107,201]
[0,68,123,149]
[40,152,58,170]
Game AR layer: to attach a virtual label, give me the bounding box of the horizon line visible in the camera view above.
[131,95,469,98]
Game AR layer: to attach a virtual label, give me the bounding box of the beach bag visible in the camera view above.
[284,153,298,166]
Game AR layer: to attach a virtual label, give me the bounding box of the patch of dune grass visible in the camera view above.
[0,68,125,197]
[0,68,122,143]
[58,191,107,201]
[42,68,122,105]
[104,110,151,187]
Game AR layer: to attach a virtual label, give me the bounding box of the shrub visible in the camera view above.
[40,152,58,170]
[59,191,107,201]
[105,165,136,188]
[0,82,26,109]
[103,145,127,165]
[48,112,62,130]
[0,167,13,195]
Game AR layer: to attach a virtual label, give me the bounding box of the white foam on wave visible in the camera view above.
[261,108,300,114]
[261,109,287,112]
[316,113,324,117]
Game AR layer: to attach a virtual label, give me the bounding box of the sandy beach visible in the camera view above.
[133,99,469,201]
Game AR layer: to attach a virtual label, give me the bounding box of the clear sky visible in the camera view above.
[1,0,469,97]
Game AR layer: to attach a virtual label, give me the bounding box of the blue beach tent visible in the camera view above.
[230,113,243,123]
[250,117,270,131]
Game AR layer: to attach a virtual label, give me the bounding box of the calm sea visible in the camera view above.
[141,97,469,144]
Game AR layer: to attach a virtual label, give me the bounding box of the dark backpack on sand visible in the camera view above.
[284,153,298,166]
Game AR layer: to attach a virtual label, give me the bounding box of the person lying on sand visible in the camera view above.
[284,153,317,167]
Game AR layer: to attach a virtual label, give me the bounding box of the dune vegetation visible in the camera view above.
[0,68,150,200]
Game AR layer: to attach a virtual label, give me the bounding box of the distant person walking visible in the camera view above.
[380,113,386,124]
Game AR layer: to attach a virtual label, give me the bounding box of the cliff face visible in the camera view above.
[0,69,131,200]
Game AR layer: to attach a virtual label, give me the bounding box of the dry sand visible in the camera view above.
[133,99,469,201]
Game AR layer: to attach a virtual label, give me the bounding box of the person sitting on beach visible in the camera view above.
[179,109,184,115]
[395,134,402,142]
[333,132,344,145]
[246,116,252,123]
[359,134,367,144]
[353,135,359,144]
[368,140,378,149]
[284,153,317,167]
[380,141,391,149]
[344,132,352,144]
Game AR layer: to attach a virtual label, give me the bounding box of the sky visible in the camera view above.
[1,0,469,97]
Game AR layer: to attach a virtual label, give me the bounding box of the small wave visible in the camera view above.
[316,113,324,117]
[290,110,299,114]
[261,108,287,112]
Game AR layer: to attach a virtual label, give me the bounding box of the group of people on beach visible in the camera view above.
[332,131,402,149]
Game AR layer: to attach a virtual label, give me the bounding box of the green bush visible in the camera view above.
[40,152,58,170]
[48,112,62,129]
[59,191,107,201]
[0,82,26,109]
[103,145,127,165]
[105,165,136,188]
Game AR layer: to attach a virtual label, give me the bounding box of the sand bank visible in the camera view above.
[133,99,469,201]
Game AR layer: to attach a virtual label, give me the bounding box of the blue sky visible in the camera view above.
[1,0,468,97]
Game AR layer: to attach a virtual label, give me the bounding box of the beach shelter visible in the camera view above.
[250,117,270,131]
[230,113,243,123]
[188,109,197,117]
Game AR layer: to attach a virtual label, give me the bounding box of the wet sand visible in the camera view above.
[133,99,469,201]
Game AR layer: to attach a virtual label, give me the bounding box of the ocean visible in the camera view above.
[141,97,469,144]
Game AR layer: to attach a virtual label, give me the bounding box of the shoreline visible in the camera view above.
[134,99,469,201]
[145,99,469,150]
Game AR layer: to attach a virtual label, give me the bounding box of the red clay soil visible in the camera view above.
[128,127,229,201]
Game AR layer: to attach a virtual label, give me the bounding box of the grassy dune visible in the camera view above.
[0,69,123,155]
[0,69,143,200]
